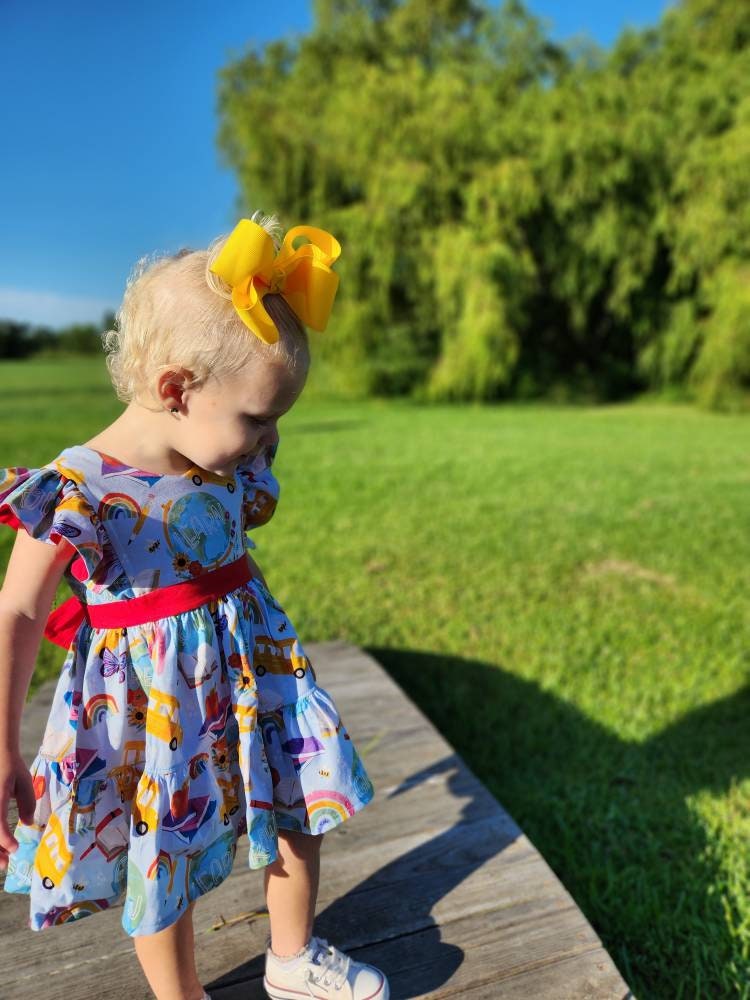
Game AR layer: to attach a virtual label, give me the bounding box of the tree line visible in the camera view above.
[0,314,115,360]
[216,0,750,410]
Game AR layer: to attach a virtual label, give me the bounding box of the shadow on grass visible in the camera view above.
[211,648,748,999]
[368,648,749,999]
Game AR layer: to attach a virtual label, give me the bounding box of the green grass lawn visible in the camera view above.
[1,357,748,998]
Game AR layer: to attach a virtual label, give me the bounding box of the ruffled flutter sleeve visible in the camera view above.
[0,466,104,583]
[236,442,280,549]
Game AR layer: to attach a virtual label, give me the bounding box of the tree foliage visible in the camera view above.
[216,0,750,410]
[0,313,114,359]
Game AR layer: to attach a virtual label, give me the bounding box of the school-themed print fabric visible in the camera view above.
[0,443,374,936]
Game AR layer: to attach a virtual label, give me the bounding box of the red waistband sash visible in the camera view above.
[44,554,254,649]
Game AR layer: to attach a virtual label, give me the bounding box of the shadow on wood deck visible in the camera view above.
[0,640,634,999]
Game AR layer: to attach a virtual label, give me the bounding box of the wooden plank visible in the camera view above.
[207,906,633,1000]
[0,641,633,999]
[0,791,523,955]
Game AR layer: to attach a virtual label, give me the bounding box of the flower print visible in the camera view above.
[127,687,147,730]
[227,649,254,689]
[172,551,190,574]
[210,735,231,771]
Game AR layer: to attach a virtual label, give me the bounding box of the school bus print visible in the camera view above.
[145,688,183,750]
[242,487,277,527]
[108,740,146,803]
[234,700,257,735]
[133,773,160,836]
[35,814,74,890]
[186,468,236,490]
[217,773,242,825]
[254,636,312,679]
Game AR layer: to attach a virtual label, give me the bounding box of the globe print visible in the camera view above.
[165,492,233,566]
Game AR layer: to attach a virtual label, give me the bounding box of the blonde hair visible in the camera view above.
[102,210,310,408]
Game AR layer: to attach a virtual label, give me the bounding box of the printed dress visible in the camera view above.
[0,443,374,936]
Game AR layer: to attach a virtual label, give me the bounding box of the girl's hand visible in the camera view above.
[0,751,36,872]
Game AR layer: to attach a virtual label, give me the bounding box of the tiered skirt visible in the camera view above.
[4,578,374,935]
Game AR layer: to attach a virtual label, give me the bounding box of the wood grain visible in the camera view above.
[0,640,633,999]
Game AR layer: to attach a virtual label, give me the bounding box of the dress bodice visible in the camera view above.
[0,442,280,605]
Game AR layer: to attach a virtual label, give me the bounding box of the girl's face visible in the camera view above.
[169,358,307,475]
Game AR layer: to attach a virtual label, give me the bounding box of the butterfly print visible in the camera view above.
[100,647,128,683]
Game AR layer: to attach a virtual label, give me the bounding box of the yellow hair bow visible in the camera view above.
[208,218,341,344]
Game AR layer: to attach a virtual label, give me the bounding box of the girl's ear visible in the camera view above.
[156,367,194,411]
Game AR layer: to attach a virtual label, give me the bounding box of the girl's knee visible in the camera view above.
[276,827,324,859]
[279,828,324,845]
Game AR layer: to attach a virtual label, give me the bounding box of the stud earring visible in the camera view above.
[169,407,178,413]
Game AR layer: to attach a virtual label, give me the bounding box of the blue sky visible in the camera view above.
[1,1,673,328]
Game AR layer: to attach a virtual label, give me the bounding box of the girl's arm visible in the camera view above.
[246,549,268,588]
[0,529,75,868]
[0,528,74,746]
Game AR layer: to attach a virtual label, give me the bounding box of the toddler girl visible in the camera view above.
[0,212,388,1000]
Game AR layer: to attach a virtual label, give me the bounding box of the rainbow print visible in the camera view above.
[98,492,141,523]
[147,849,176,892]
[40,899,110,927]
[82,693,118,728]
[305,789,356,834]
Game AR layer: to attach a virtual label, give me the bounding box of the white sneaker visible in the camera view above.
[263,934,390,999]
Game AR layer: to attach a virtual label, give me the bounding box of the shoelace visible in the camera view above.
[304,937,351,992]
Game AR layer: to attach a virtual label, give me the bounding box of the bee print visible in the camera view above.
[319,770,330,778]
[73,883,85,892]
[148,539,161,553]
[277,621,287,633]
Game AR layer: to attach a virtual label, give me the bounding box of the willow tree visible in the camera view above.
[216,0,750,410]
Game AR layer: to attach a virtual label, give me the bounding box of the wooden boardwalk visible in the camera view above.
[0,641,633,999]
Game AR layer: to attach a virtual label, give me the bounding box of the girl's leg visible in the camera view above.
[264,828,324,956]
[132,899,206,1000]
